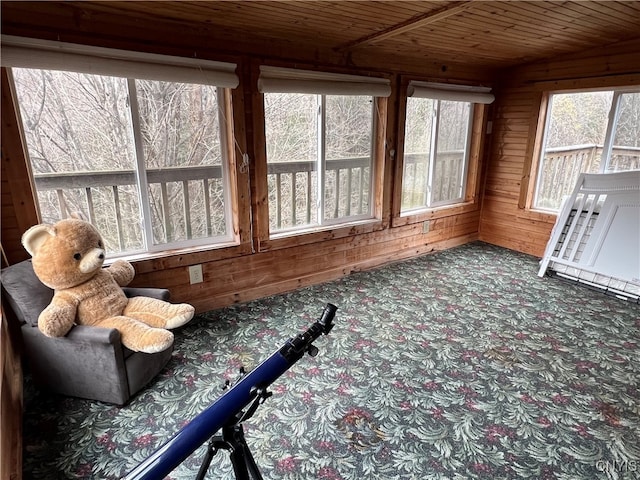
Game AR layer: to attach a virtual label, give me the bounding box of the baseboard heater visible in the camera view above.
[538,170,640,303]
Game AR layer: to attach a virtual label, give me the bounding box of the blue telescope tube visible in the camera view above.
[125,303,337,480]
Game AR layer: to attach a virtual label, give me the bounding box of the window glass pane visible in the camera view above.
[402,97,434,211]
[535,91,612,210]
[324,95,373,221]
[135,81,227,244]
[264,93,318,231]
[432,100,470,204]
[264,93,375,233]
[609,92,640,172]
[12,69,143,252]
[401,98,471,212]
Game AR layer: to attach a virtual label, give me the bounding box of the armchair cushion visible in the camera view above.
[1,259,52,327]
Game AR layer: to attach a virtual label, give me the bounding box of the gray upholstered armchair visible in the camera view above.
[1,259,174,405]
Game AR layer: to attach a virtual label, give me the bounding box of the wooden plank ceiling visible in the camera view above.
[6,0,639,70]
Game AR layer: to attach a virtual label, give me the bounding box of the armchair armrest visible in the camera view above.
[22,323,121,346]
[123,287,170,301]
[21,323,131,405]
[63,324,121,344]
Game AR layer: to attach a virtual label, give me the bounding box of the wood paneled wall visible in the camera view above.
[478,84,557,256]
[1,313,22,480]
[479,39,640,257]
[0,5,490,313]
[2,4,639,311]
[132,216,480,312]
[1,69,39,268]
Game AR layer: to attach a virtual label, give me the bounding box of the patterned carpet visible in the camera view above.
[22,242,640,479]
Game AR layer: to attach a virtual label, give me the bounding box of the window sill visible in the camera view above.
[516,208,558,224]
[391,201,479,227]
[259,218,384,252]
[106,239,250,274]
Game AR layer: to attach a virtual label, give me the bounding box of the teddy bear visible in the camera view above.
[21,218,195,353]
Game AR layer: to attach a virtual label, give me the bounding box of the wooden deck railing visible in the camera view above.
[32,157,374,246]
[536,145,640,210]
[267,157,371,230]
[401,151,464,209]
[32,145,640,249]
[34,165,225,249]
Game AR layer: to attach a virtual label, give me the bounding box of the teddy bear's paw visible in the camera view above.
[38,305,76,337]
[38,319,72,338]
[108,259,135,286]
[164,303,196,329]
[135,329,175,354]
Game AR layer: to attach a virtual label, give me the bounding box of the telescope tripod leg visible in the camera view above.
[195,436,227,480]
[195,424,263,480]
[229,432,263,480]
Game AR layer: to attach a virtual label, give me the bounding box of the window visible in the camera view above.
[402,98,472,211]
[264,93,374,231]
[259,66,390,235]
[400,82,493,214]
[534,89,640,211]
[4,36,239,256]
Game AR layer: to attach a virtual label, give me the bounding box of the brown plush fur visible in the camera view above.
[22,218,194,353]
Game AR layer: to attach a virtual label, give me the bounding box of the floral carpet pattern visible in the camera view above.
[22,242,640,479]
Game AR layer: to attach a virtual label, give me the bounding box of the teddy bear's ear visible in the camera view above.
[22,224,57,257]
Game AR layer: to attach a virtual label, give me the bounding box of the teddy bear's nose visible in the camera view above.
[99,253,104,259]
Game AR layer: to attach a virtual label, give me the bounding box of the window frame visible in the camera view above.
[265,92,377,236]
[529,86,640,213]
[253,65,391,252]
[391,79,489,228]
[133,81,237,253]
[2,36,252,262]
[401,97,475,212]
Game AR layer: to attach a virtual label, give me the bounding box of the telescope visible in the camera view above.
[125,303,337,480]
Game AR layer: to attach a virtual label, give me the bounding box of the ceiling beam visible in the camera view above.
[336,1,474,51]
